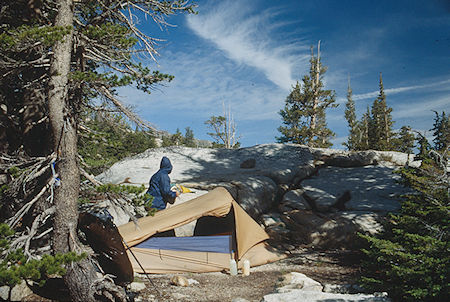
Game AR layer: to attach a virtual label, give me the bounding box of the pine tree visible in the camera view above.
[0,1,196,300]
[183,127,196,147]
[360,143,449,301]
[355,106,371,151]
[277,42,337,147]
[415,132,431,161]
[392,126,415,154]
[369,73,394,150]
[431,111,449,153]
[343,78,359,150]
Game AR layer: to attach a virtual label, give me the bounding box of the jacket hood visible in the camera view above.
[160,156,173,174]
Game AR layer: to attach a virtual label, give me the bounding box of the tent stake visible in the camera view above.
[123,240,162,297]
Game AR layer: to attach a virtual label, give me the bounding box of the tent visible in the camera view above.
[118,187,285,273]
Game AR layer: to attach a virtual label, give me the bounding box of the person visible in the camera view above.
[146,156,179,210]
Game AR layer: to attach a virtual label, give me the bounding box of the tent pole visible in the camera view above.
[122,240,162,297]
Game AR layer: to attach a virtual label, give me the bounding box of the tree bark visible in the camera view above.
[47,1,97,301]
[310,40,320,132]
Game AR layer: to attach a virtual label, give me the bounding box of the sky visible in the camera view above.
[118,0,450,148]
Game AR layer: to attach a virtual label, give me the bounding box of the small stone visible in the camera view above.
[172,292,190,299]
[232,298,250,302]
[170,275,189,287]
[187,278,199,285]
[129,282,146,292]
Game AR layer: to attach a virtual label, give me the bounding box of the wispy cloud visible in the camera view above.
[353,79,450,100]
[393,94,450,119]
[186,0,308,91]
[119,47,287,124]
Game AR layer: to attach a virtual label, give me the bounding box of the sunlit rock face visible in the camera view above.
[96,144,418,248]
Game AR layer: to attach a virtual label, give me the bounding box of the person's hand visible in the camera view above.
[176,191,180,197]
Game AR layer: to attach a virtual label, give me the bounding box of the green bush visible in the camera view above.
[359,159,449,301]
[0,224,86,288]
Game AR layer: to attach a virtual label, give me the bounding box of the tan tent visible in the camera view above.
[118,187,285,273]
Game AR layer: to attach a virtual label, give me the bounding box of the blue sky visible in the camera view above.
[118,0,450,148]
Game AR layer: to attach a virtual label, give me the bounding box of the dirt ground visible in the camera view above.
[22,248,362,302]
[135,248,362,302]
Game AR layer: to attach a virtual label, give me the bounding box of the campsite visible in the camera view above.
[88,144,417,302]
[1,1,448,301]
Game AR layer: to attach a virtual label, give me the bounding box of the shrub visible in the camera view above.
[359,157,449,301]
[0,224,86,288]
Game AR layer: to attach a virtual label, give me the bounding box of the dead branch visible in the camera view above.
[24,206,55,258]
[97,86,161,134]
[80,167,103,187]
[7,177,56,228]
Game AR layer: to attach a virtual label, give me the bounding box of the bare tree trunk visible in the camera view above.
[310,40,321,132]
[47,1,97,301]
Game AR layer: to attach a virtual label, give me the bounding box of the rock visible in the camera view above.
[333,211,383,235]
[172,293,190,299]
[265,225,290,243]
[229,175,277,218]
[325,151,378,167]
[0,281,33,301]
[282,210,363,248]
[375,151,419,167]
[96,199,134,226]
[187,278,199,286]
[240,158,256,169]
[323,283,364,294]
[277,272,323,292]
[96,144,413,235]
[170,275,189,287]
[261,213,284,228]
[129,282,146,292]
[301,166,411,212]
[262,289,391,302]
[280,189,310,211]
[232,298,250,302]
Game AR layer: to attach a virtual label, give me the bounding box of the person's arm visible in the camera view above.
[160,174,178,203]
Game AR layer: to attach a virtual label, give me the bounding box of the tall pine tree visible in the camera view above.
[431,111,449,152]
[277,42,337,147]
[369,73,394,150]
[0,1,196,300]
[343,77,359,150]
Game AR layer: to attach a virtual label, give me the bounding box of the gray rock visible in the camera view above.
[282,210,363,248]
[96,144,414,226]
[170,275,189,287]
[129,282,146,292]
[261,289,391,302]
[240,158,256,169]
[277,272,323,292]
[172,293,190,299]
[301,166,411,212]
[324,151,378,167]
[323,283,364,294]
[261,213,284,228]
[232,298,250,302]
[281,189,310,211]
[0,281,33,301]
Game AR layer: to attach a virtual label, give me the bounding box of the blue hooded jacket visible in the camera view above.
[147,157,177,210]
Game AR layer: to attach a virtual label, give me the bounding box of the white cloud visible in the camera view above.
[393,94,450,119]
[353,79,450,101]
[186,0,308,91]
[118,47,288,125]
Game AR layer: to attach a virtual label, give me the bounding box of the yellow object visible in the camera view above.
[177,184,192,193]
